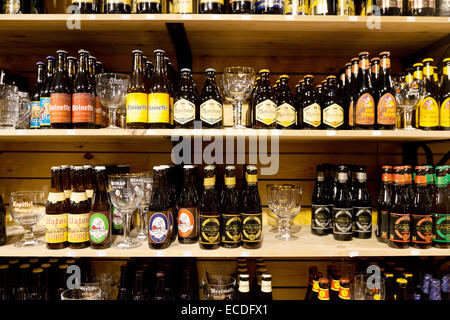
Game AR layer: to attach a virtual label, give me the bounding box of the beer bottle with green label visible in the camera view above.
[126,50,148,129]
[432,166,449,248]
[419,58,439,130]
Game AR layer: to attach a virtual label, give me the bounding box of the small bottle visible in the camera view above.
[199,68,223,128]
[338,278,351,300]
[220,165,241,248]
[253,69,277,129]
[377,165,392,243]
[29,268,43,301]
[132,270,146,301]
[353,51,376,129]
[117,264,129,301]
[126,50,148,129]
[30,62,45,129]
[241,165,263,249]
[352,166,372,239]
[68,166,90,249]
[311,165,332,236]
[72,50,95,129]
[317,278,330,301]
[299,75,322,129]
[332,165,353,241]
[259,274,273,301]
[148,50,171,129]
[177,166,199,244]
[174,69,197,128]
[231,0,255,13]
[40,56,55,129]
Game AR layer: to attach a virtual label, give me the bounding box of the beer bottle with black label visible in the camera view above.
[411,167,433,249]
[322,75,345,129]
[137,0,162,13]
[241,165,263,249]
[72,50,95,128]
[255,0,284,14]
[354,52,375,129]
[388,167,410,249]
[67,56,77,93]
[72,0,95,13]
[352,166,372,239]
[89,166,112,249]
[419,58,439,130]
[199,0,225,13]
[174,69,197,128]
[45,167,69,249]
[311,165,332,235]
[68,166,90,249]
[40,56,55,129]
[379,0,402,15]
[30,62,45,129]
[220,165,241,248]
[376,51,396,130]
[332,165,353,241]
[439,58,450,131]
[199,68,223,128]
[177,166,199,244]
[377,165,392,243]
[408,0,435,15]
[253,69,277,129]
[148,167,170,249]
[276,75,297,129]
[432,166,449,248]
[199,165,221,250]
[105,0,132,13]
[127,50,148,129]
[148,50,171,128]
[231,0,255,13]
[299,75,322,129]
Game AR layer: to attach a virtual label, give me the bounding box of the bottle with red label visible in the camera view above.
[376,51,396,130]
[299,75,322,129]
[72,50,95,129]
[50,50,72,129]
[353,51,375,129]
[338,278,351,300]
[311,271,322,300]
[411,167,433,249]
[318,278,330,301]
[419,58,440,130]
[177,165,199,244]
[388,167,410,249]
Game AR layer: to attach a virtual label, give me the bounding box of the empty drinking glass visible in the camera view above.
[0,84,30,129]
[135,171,153,241]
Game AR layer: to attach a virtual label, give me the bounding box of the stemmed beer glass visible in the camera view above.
[394,76,424,130]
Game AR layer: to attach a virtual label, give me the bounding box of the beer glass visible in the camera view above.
[0,84,30,129]
[15,92,31,129]
[222,67,255,129]
[394,76,424,130]
[202,275,236,300]
[134,171,153,241]
[274,186,302,241]
[354,274,386,300]
[95,73,129,129]
[266,184,283,233]
[61,283,102,300]
[9,191,46,247]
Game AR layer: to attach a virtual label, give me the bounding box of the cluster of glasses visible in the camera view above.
[266,184,302,241]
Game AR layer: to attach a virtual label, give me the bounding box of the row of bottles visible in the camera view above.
[235,258,272,300]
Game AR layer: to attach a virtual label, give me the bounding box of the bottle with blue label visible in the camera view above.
[40,56,55,129]
[255,0,285,14]
[30,62,45,129]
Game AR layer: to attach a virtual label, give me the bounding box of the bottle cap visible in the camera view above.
[326,75,336,79]
[94,166,106,170]
[77,49,89,55]
[0,265,8,269]
[205,68,216,73]
[371,57,380,62]
[132,49,143,54]
[41,263,51,268]
[351,57,359,62]
[304,74,314,78]
[345,62,351,67]
[154,49,165,54]
[180,68,191,73]
[56,50,68,55]
[422,58,434,63]
[397,278,408,284]
[67,56,76,60]
[32,268,43,273]
[46,56,55,60]
[259,69,270,73]
[59,264,68,269]
[358,51,370,57]
[19,264,30,269]
[443,58,450,63]
[379,51,390,56]
[280,74,289,78]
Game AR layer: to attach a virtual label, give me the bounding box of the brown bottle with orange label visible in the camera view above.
[376,51,396,130]
[353,51,376,130]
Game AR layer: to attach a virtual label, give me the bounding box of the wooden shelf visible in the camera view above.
[1,227,448,258]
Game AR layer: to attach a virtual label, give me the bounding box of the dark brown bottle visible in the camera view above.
[411,167,433,249]
[127,50,148,129]
[312,272,322,301]
[72,50,95,129]
[259,274,273,301]
[67,56,77,92]
[161,166,177,243]
[199,68,223,128]
[50,50,72,129]
[432,166,449,248]
[332,165,353,241]
[179,268,196,300]
[154,271,170,300]
[299,75,322,129]
[304,266,318,300]
[55,264,68,300]
[371,57,380,94]
[348,58,359,129]
[117,265,129,301]
[29,268,43,301]
[40,56,55,129]
[276,75,297,129]
[330,271,341,300]
[199,0,225,13]
[338,278,351,300]
[419,58,440,130]
[60,165,72,201]
[83,165,94,202]
[322,75,345,129]
[311,165,332,235]
[352,166,372,239]
[376,51,396,130]
[220,165,241,248]
[132,271,146,301]
[148,50,171,129]
[72,0,95,13]
[68,166,90,249]
[236,274,251,300]
[105,0,131,13]
[388,167,410,249]
[0,265,10,300]
[241,165,263,249]
[137,0,162,13]
[253,69,277,129]
[148,167,171,250]
[174,69,197,128]
[15,264,30,301]
[45,167,69,249]
[39,263,50,300]
[177,166,199,244]
[146,60,154,83]
[89,166,112,249]
[0,195,6,247]
[318,278,330,301]
[377,165,392,243]
[353,52,375,129]
[396,278,409,300]
[440,58,450,130]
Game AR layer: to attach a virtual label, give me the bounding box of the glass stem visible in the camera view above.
[404,108,413,129]
[282,218,291,237]
[22,225,35,242]
[123,212,132,243]
[108,108,118,128]
[233,100,243,127]
[139,208,147,234]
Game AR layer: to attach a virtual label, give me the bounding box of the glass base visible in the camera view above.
[107,124,121,129]
[14,238,43,247]
[401,126,417,131]
[136,232,147,241]
[269,225,284,234]
[276,233,298,241]
[233,124,247,129]
[115,238,141,249]
[290,225,301,234]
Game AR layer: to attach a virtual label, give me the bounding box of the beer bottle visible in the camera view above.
[332,165,353,241]
[220,165,241,248]
[375,51,396,130]
[30,62,45,129]
[354,52,375,129]
[177,166,199,244]
[199,0,225,13]
[87,55,101,129]
[132,270,145,301]
[231,0,255,13]
[147,167,170,250]
[67,56,77,92]
[241,165,263,249]
[126,50,148,129]
[68,166,90,249]
[199,165,221,250]
[388,167,410,249]
[29,268,43,301]
[322,75,345,129]
[440,58,450,130]
[338,278,351,300]
[7,259,19,298]
[330,271,341,300]
[316,84,323,101]
[15,264,30,300]
[72,50,95,129]
[337,0,355,15]
[316,278,330,301]
[348,58,359,129]
[83,165,94,202]
[199,68,223,128]
[377,165,392,243]
[105,0,132,13]
[117,264,129,300]
[161,166,177,243]
[54,264,68,300]
[420,273,432,300]
[419,58,440,130]
[311,271,322,300]
[411,167,433,249]
[72,0,95,13]
[352,166,372,239]
[137,0,162,13]
[396,278,409,300]
[276,75,297,129]
[89,166,112,249]
[255,0,284,14]
[259,274,273,300]
[45,167,69,250]
[432,166,449,248]
[174,68,197,128]
[0,265,9,300]
[236,274,251,300]
[252,70,277,129]
[382,272,395,300]
[408,0,435,15]
[311,165,332,235]
[39,263,50,300]
[40,56,55,129]
[311,0,335,14]
[148,50,171,128]
[304,266,318,300]
[0,196,5,247]
[299,75,321,129]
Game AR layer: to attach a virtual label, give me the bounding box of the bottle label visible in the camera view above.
[432,213,449,243]
[95,97,103,126]
[45,213,68,244]
[440,98,450,128]
[50,93,72,124]
[112,207,123,230]
[276,103,296,127]
[40,97,51,126]
[318,288,330,300]
[311,204,332,231]
[332,208,353,235]
[30,101,41,128]
[331,279,340,292]
[107,0,131,4]
[377,93,396,125]
[200,99,222,125]
[70,192,88,204]
[411,214,432,244]
[174,0,193,13]
[241,213,262,243]
[225,177,236,186]
[200,0,224,4]
[379,210,389,239]
[349,100,354,126]
[204,177,215,187]
[86,189,94,199]
[337,0,355,15]
[199,214,220,245]
[89,212,110,244]
[312,0,329,14]
[323,103,344,128]
[303,103,321,127]
[256,0,284,10]
[149,212,169,243]
[126,92,148,124]
[72,93,95,124]
[148,93,170,124]
[419,97,439,128]
[75,0,94,3]
[312,280,319,292]
[354,207,372,234]
[255,99,277,125]
[174,98,195,125]
[239,282,250,293]
[177,207,197,238]
[221,214,242,244]
[261,281,272,293]
[47,192,65,204]
[389,212,410,243]
[68,213,90,243]
[246,174,258,184]
[356,93,375,125]
[339,287,351,300]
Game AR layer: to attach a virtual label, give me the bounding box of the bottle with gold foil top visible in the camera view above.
[253,70,277,129]
[241,165,263,249]
[45,167,69,250]
[50,50,72,129]
[276,75,297,129]
[376,51,396,130]
[199,68,223,128]
[174,69,197,128]
[337,0,355,15]
[105,0,132,13]
[440,58,450,130]
[199,0,225,13]
[68,166,90,249]
[413,62,423,128]
[72,0,95,13]
[148,50,171,128]
[348,57,359,129]
[137,0,162,12]
[405,68,413,85]
[220,165,241,248]
[299,75,321,129]
[353,52,375,129]
[419,58,439,130]
[126,50,148,129]
[322,76,344,129]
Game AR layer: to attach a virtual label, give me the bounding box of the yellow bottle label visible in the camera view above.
[204,177,215,187]
[276,103,296,127]
[68,213,90,243]
[45,213,68,244]
[405,74,413,84]
[444,66,449,76]
[298,0,310,14]
[256,99,277,125]
[148,93,170,124]
[246,174,258,184]
[303,103,321,127]
[225,177,236,186]
[337,0,355,15]
[174,0,193,13]
[441,98,450,128]
[323,103,344,128]
[420,97,439,128]
[126,92,148,124]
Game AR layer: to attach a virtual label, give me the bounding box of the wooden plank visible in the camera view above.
[273,288,305,300]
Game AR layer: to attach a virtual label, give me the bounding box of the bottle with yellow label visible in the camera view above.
[68,166,90,249]
[413,63,423,128]
[126,50,148,129]
[148,50,171,128]
[419,58,440,130]
[323,76,345,130]
[299,75,322,129]
[276,75,297,129]
[199,68,223,128]
[440,58,450,130]
[253,70,277,129]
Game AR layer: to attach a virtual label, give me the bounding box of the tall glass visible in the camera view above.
[394,76,423,130]
[275,186,302,241]
[134,172,153,241]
